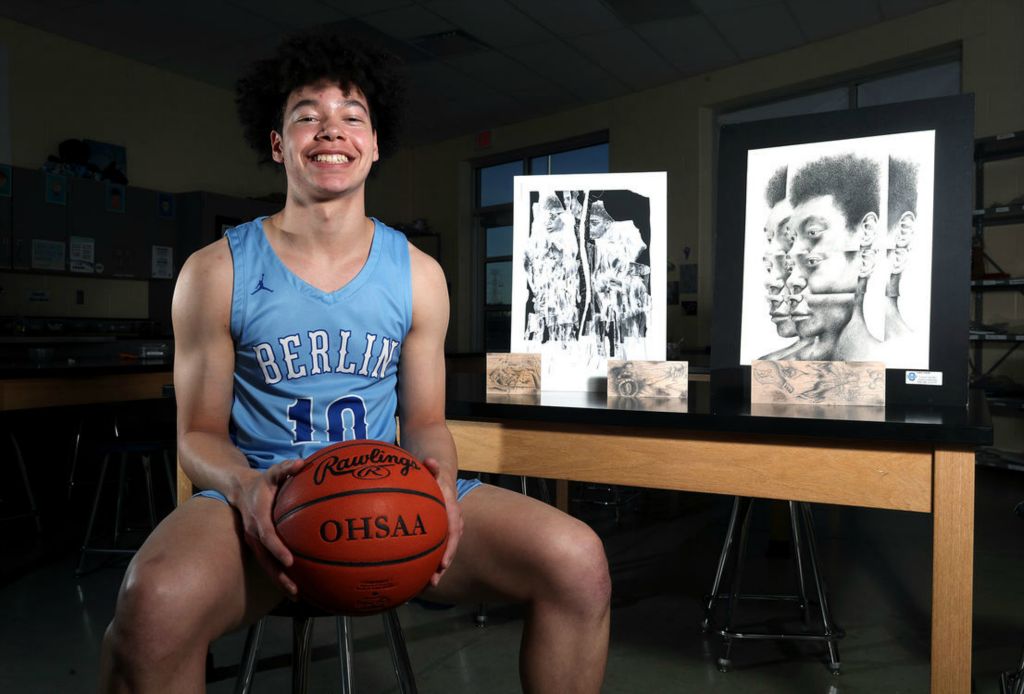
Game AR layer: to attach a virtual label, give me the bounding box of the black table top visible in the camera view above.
[445,373,993,447]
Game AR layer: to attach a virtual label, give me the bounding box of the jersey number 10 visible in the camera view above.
[287,396,367,443]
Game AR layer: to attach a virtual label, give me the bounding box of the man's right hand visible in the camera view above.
[233,458,309,597]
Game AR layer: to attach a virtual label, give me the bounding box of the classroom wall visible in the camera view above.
[365,0,1024,363]
[0,16,283,198]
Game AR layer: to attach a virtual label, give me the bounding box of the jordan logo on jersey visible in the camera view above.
[252,329,400,384]
[251,274,273,294]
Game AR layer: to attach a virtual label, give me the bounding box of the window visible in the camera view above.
[475,138,608,351]
[719,58,961,126]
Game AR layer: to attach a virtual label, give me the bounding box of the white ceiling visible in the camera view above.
[0,0,950,146]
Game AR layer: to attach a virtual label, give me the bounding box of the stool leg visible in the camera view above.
[337,616,354,694]
[67,418,85,501]
[292,615,314,694]
[799,503,841,674]
[718,497,754,672]
[9,433,42,534]
[114,453,128,545]
[233,618,265,694]
[76,453,112,575]
[162,450,176,507]
[702,496,742,631]
[383,609,418,694]
[1013,645,1024,694]
[474,603,488,626]
[142,454,157,530]
[788,501,811,627]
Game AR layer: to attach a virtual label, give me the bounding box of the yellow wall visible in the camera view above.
[0,16,282,198]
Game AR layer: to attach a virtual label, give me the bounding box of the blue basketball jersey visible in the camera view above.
[225,217,412,471]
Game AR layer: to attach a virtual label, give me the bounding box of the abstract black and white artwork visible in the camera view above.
[511,172,667,391]
[738,131,935,369]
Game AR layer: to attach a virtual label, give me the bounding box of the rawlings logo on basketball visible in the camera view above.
[313,446,420,485]
[319,513,428,542]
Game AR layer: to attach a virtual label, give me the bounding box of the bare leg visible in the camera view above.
[421,484,611,694]
[99,497,283,693]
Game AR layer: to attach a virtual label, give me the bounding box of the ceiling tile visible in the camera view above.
[786,0,881,42]
[507,0,623,37]
[361,5,456,40]
[405,60,480,101]
[424,0,549,48]
[321,0,415,16]
[634,14,737,76]
[506,40,630,102]
[705,2,805,61]
[443,50,570,105]
[879,0,950,20]
[602,0,701,25]
[570,29,679,91]
[690,0,778,13]
[229,0,350,28]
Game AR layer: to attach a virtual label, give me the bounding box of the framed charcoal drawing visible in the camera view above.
[711,94,974,407]
[511,172,667,391]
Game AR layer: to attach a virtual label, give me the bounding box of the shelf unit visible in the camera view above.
[971,130,1024,386]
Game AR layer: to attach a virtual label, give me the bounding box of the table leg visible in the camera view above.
[931,447,975,694]
[555,479,569,513]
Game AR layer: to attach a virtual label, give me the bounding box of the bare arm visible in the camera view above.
[396,244,462,585]
[172,239,301,595]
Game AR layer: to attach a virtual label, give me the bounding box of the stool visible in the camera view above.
[75,438,176,575]
[235,602,416,693]
[0,431,43,534]
[701,497,843,674]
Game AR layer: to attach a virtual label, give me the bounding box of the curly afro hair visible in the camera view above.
[236,31,405,164]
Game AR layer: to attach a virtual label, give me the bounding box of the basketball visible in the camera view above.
[273,440,448,615]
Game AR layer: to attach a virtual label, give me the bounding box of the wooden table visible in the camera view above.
[445,377,990,694]
[0,368,172,412]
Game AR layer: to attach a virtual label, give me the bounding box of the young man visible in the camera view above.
[99,32,610,694]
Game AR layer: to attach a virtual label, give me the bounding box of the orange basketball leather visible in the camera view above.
[274,440,448,615]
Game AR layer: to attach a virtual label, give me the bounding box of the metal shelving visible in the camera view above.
[971,131,1024,386]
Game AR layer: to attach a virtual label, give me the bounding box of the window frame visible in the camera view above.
[472,131,609,352]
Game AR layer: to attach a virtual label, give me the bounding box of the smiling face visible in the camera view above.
[270,81,379,203]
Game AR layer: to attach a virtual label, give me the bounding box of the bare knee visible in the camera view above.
[105,552,205,669]
[540,520,611,616]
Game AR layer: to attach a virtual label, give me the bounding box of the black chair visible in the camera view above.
[234,601,417,694]
[702,497,843,674]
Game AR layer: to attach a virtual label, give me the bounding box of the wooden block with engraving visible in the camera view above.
[607,360,688,398]
[750,360,885,406]
[486,353,541,394]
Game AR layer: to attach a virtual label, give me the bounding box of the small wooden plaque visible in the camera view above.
[606,360,688,398]
[750,360,885,406]
[486,353,541,394]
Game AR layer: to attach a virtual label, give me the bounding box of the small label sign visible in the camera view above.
[906,370,942,386]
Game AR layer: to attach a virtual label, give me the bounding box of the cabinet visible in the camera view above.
[970,130,1024,421]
